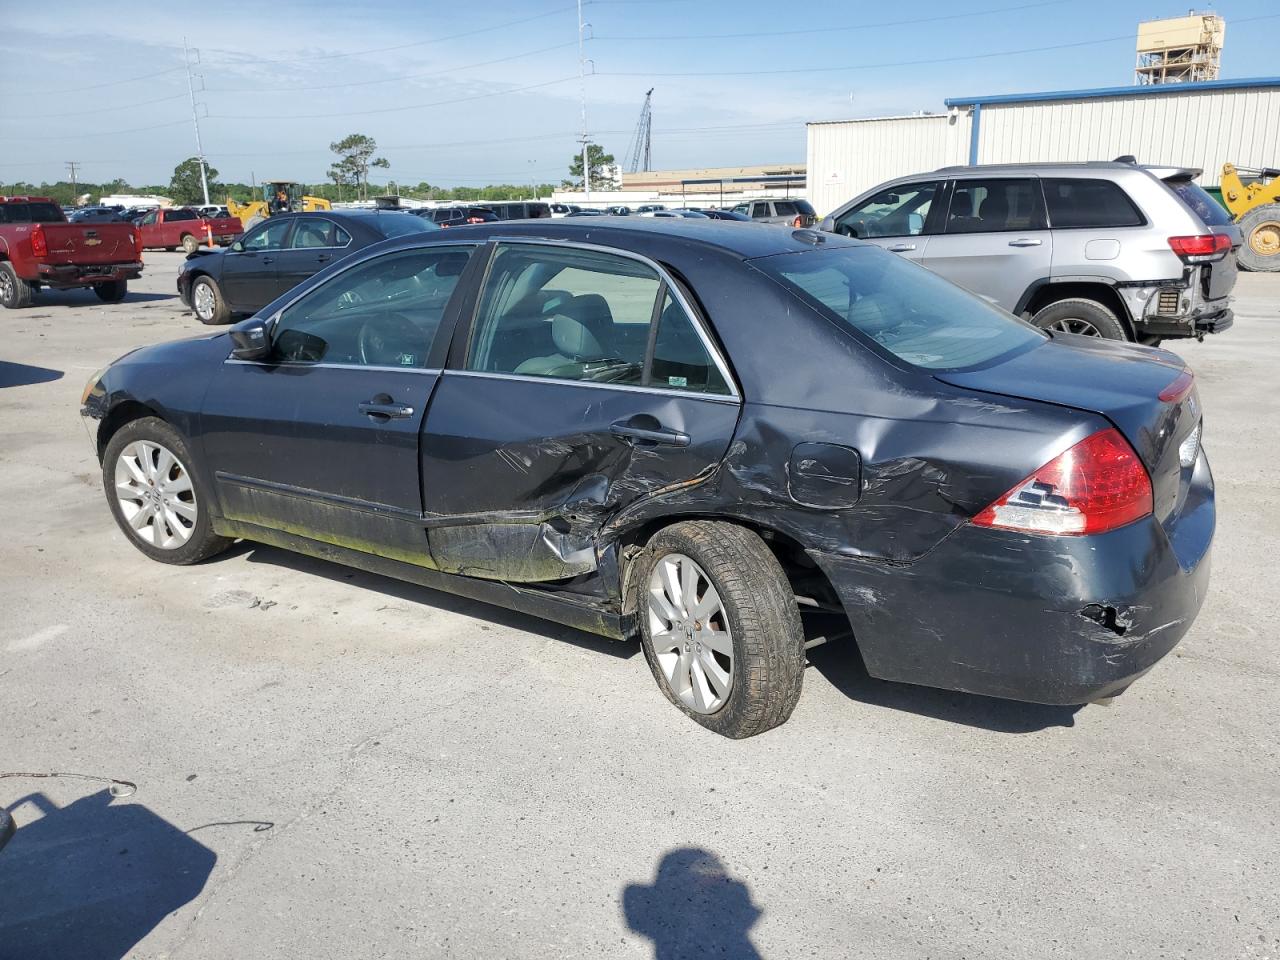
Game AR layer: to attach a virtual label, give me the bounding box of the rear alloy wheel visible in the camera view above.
[191,275,231,325]
[1238,204,1280,272]
[0,262,34,309]
[102,417,232,565]
[94,279,127,303]
[181,233,200,254]
[638,521,805,738]
[1031,298,1128,341]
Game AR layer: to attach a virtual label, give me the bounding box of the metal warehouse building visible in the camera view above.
[807,77,1280,216]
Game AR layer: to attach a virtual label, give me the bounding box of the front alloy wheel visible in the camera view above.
[647,553,734,714]
[114,440,198,549]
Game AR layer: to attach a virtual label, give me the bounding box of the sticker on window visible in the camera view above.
[668,376,687,387]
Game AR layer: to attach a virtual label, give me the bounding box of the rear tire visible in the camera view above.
[1031,298,1128,341]
[102,417,232,566]
[94,279,128,303]
[191,275,231,325]
[0,262,35,309]
[1237,204,1280,272]
[180,233,199,254]
[637,521,805,739]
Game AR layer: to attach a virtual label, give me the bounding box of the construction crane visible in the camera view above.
[625,88,654,174]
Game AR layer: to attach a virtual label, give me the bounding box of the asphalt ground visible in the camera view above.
[1,252,1277,959]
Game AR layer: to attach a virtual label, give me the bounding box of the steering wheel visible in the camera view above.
[357,312,423,366]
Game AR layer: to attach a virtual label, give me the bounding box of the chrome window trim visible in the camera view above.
[445,368,740,405]
[224,358,443,374]
[468,236,741,400]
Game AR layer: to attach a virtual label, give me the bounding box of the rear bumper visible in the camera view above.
[36,261,143,287]
[813,453,1215,704]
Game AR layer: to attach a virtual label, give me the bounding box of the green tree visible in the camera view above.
[565,143,618,190]
[169,158,219,205]
[329,133,390,201]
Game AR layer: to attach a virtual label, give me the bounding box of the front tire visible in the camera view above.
[102,417,232,565]
[190,275,231,325]
[0,262,34,309]
[638,521,804,738]
[94,279,127,303]
[1031,298,1128,340]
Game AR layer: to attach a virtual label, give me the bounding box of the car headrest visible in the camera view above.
[552,313,607,360]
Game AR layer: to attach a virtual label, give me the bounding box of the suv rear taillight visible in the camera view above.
[1168,234,1231,263]
[30,225,47,258]
[465,216,486,224]
[972,428,1153,536]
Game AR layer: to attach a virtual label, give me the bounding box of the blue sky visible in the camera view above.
[1,0,1277,190]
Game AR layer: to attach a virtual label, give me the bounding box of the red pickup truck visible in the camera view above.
[0,196,143,308]
[137,207,243,253]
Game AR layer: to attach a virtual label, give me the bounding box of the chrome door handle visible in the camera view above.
[886,243,916,252]
[610,419,690,447]
[1008,238,1042,247]
[359,395,414,420]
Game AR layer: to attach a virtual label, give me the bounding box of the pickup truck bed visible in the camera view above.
[0,196,143,308]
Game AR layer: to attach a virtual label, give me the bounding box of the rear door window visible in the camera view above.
[1043,178,1145,228]
[1165,179,1233,227]
[946,179,1046,233]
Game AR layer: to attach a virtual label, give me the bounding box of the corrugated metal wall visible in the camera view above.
[977,87,1280,183]
[806,115,967,216]
[807,85,1280,215]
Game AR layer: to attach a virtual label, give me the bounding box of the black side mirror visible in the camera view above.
[229,317,271,361]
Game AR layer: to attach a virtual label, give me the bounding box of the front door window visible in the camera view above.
[834,181,941,238]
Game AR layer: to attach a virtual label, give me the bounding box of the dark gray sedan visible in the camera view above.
[177,210,436,325]
[84,220,1212,737]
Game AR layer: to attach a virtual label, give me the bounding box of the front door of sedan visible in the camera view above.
[200,243,479,563]
[273,217,353,298]
[220,218,294,311]
[420,241,742,583]
[920,178,1053,311]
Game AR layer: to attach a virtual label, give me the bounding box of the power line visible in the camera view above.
[19,119,192,142]
[598,15,1280,77]
[0,92,188,122]
[39,65,186,96]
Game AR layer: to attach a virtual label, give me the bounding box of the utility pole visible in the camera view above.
[183,37,211,207]
[65,161,80,198]
[577,0,590,201]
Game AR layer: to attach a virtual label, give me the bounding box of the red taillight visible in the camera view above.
[1157,368,1194,403]
[132,226,144,258]
[972,428,1153,536]
[1167,234,1231,262]
[792,215,804,228]
[30,225,47,258]
[465,216,485,224]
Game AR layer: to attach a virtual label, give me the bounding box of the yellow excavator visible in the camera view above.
[227,181,333,229]
[1220,163,1280,272]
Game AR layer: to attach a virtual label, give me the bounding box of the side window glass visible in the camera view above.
[946,179,1045,233]
[242,219,292,251]
[835,181,939,238]
[650,292,730,395]
[334,225,352,246]
[1044,178,1145,228]
[751,203,771,220]
[141,210,158,226]
[272,246,474,367]
[467,245,658,384]
[774,201,797,217]
[291,219,337,248]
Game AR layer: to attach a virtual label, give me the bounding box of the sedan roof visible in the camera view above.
[433,217,862,260]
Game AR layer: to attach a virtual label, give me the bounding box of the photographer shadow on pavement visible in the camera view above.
[623,847,762,960]
[0,788,216,960]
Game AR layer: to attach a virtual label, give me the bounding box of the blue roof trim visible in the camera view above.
[945,76,1280,108]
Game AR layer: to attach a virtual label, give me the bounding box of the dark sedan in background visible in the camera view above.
[178,210,436,324]
[85,220,1212,738]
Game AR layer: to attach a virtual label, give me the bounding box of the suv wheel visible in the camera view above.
[638,521,805,739]
[1031,298,1128,341]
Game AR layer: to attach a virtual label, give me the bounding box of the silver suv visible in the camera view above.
[733,198,818,227]
[819,161,1241,342]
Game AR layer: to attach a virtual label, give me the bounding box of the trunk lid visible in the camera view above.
[40,222,136,264]
[936,335,1203,524]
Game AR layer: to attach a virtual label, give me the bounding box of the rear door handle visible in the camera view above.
[1008,238,1042,247]
[610,418,690,447]
[317,253,332,263]
[262,256,274,264]
[359,394,414,420]
[886,243,916,252]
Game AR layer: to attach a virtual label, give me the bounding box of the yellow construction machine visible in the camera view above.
[1220,163,1280,272]
[227,181,333,228]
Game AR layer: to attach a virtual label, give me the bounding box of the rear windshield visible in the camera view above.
[1167,180,1233,227]
[0,202,66,224]
[375,212,438,236]
[753,246,1045,371]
